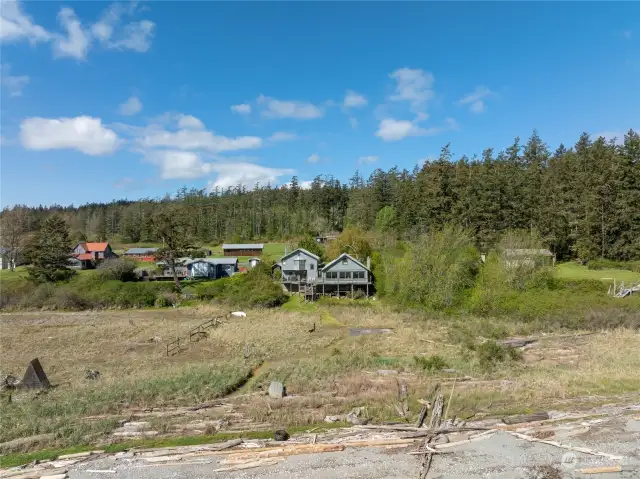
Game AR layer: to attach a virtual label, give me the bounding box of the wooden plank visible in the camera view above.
[577,465,622,474]
[506,431,623,460]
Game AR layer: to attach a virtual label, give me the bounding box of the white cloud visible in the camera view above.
[207,163,295,190]
[376,117,458,142]
[20,116,120,155]
[595,131,626,146]
[0,0,50,44]
[2,1,154,58]
[269,131,297,142]
[306,153,320,163]
[119,96,142,116]
[231,103,252,115]
[389,68,435,112]
[457,86,494,114]
[343,90,367,108]
[135,125,262,153]
[349,117,358,129]
[376,119,421,141]
[257,94,324,119]
[52,7,90,60]
[146,150,212,179]
[1,64,29,97]
[108,20,154,52]
[359,156,378,164]
[176,114,204,130]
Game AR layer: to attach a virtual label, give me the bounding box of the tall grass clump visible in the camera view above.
[384,226,478,310]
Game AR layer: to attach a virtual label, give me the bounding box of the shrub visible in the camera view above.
[414,355,448,372]
[51,288,91,310]
[476,341,522,368]
[385,226,478,310]
[97,258,137,282]
[154,291,180,308]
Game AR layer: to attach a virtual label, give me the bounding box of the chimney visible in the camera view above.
[366,256,371,270]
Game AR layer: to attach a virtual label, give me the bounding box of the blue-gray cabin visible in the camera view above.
[187,258,238,279]
[279,248,320,283]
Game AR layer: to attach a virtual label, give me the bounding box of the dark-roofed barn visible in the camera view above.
[222,244,264,257]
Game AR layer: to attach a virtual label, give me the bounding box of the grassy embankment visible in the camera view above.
[2,296,640,465]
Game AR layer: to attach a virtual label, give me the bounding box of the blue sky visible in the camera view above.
[1,1,638,207]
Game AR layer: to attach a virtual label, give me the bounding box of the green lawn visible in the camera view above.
[555,262,640,284]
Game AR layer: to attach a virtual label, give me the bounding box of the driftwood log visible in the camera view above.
[501,412,549,425]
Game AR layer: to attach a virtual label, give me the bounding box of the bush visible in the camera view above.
[154,291,180,308]
[476,340,522,368]
[414,355,448,372]
[97,258,137,282]
[193,267,286,308]
[51,288,91,310]
[385,226,478,310]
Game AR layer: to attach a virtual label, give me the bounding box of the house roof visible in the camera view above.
[75,253,94,261]
[321,253,370,272]
[207,257,238,265]
[186,257,238,266]
[85,242,109,252]
[222,244,264,250]
[125,247,159,255]
[281,248,320,262]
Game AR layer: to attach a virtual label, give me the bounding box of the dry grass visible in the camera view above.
[1,305,640,453]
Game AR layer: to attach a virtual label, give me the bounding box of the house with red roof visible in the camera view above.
[69,242,117,269]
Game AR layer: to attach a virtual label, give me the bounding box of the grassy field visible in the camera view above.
[555,262,640,283]
[2,303,640,459]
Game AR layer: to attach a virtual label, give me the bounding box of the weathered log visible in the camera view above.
[496,338,537,348]
[501,412,549,425]
[400,426,491,439]
[506,431,623,460]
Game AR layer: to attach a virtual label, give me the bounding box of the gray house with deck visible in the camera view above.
[277,249,373,298]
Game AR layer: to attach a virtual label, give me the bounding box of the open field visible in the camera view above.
[2,304,640,461]
[555,262,640,283]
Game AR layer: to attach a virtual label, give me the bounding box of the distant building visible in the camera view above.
[124,247,159,262]
[315,232,338,244]
[0,247,22,270]
[248,257,262,268]
[222,244,264,256]
[278,249,373,298]
[502,248,556,268]
[70,242,117,269]
[155,257,239,280]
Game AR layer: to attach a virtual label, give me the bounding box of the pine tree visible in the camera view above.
[151,210,195,291]
[26,215,74,282]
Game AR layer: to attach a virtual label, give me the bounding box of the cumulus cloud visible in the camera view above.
[20,116,120,155]
[136,128,262,153]
[457,86,494,114]
[389,68,435,112]
[119,96,142,116]
[231,103,252,115]
[1,64,29,97]
[2,1,155,59]
[343,90,367,108]
[306,153,321,164]
[144,150,213,179]
[358,156,378,164]
[257,94,324,119]
[176,114,204,130]
[594,131,627,146]
[52,7,91,60]
[376,117,458,142]
[207,162,295,190]
[269,131,297,142]
[349,117,358,129]
[0,0,50,44]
